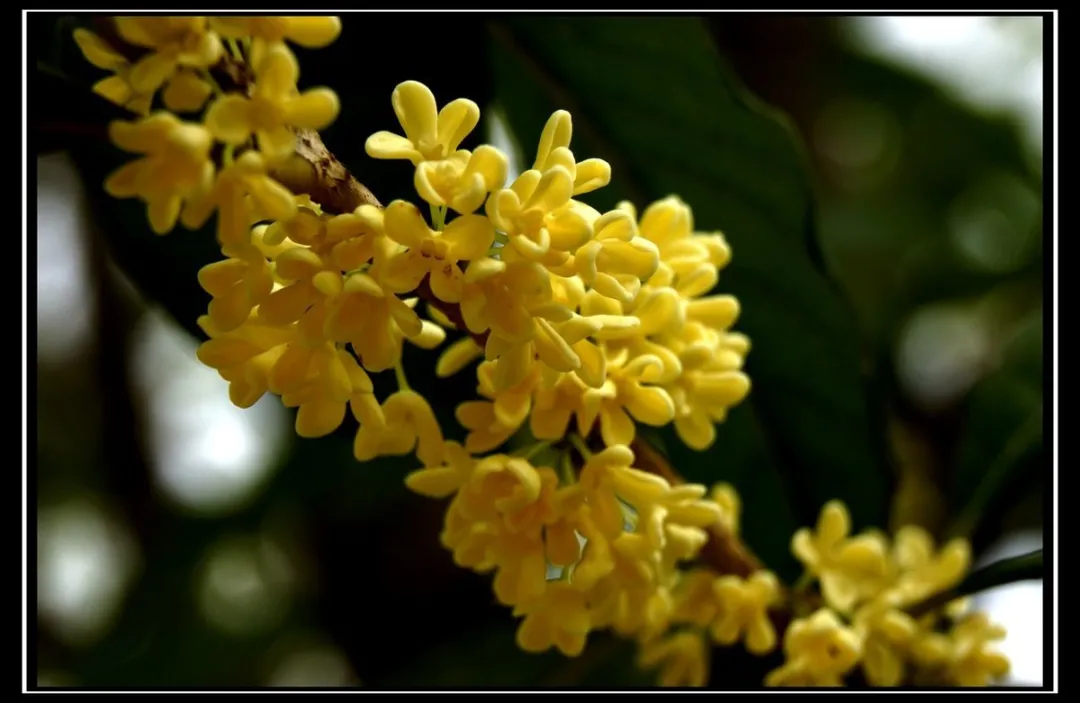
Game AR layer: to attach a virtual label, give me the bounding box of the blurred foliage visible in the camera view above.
[32,14,1044,689]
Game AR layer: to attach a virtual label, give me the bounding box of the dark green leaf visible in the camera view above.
[489,17,890,579]
[908,549,1043,618]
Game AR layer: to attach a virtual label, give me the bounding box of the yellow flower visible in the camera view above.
[206,43,340,163]
[458,259,619,390]
[181,151,298,250]
[765,608,862,687]
[353,390,444,466]
[666,336,751,450]
[670,570,721,628]
[455,359,541,453]
[413,146,509,215]
[322,273,425,372]
[72,28,157,115]
[592,348,677,448]
[404,440,475,499]
[531,110,611,196]
[195,313,294,409]
[852,598,918,686]
[942,613,1010,686]
[632,196,731,298]
[586,532,674,639]
[257,245,339,333]
[277,343,377,438]
[711,482,741,535]
[366,80,480,165]
[710,571,780,654]
[486,166,594,260]
[209,16,342,48]
[638,631,709,687]
[576,444,656,539]
[514,581,592,657]
[104,112,214,234]
[381,201,495,302]
[197,245,274,333]
[889,526,971,607]
[792,500,889,613]
[112,16,222,94]
[572,208,660,305]
[530,370,595,441]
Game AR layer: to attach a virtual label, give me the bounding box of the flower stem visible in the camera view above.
[430,204,447,231]
[559,451,577,486]
[226,37,245,62]
[394,359,410,391]
[516,441,553,462]
[568,433,593,460]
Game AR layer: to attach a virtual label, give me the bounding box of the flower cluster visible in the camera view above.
[764,501,1011,687]
[75,15,1010,689]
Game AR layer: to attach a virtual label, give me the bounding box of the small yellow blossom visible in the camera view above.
[353,390,444,466]
[792,501,889,613]
[889,526,971,607]
[72,28,158,115]
[197,245,274,332]
[195,313,294,409]
[413,146,509,215]
[486,166,593,260]
[112,17,222,94]
[381,200,495,301]
[366,81,480,165]
[209,16,342,48]
[637,631,709,687]
[853,598,919,686]
[181,151,297,249]
[206,43,340,163]
[514,582,592,657]
[591,349,676,447]
[766,608,862,687]
[531,110,611,195]
[573,209,660,305]
[105,112,214,234]
[943,613,1011,686]
[711,571,780,654]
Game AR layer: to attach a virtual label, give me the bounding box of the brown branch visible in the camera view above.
[272,129,381,215]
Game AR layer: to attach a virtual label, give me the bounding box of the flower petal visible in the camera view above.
[162,70,213,113]
[73,29,128,71]
[285,88,340,130]
[383,200,431,249]
[205,94,253,144]
[440,215,494,261]
[392,80,438,148]
[365,131,421,162]
[436,98,480,154]
[524,165,573,213]
[128,51,176,94]
[284,16,342,47]
[255,43,299,97]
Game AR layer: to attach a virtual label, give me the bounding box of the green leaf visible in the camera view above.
[908,549,1043,618]
[489,17,890,579]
